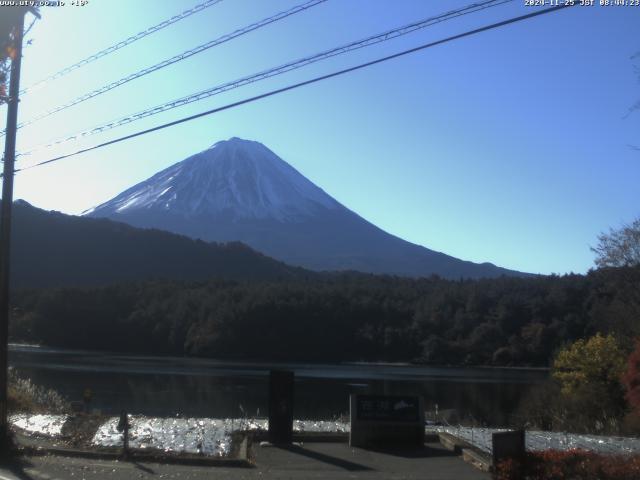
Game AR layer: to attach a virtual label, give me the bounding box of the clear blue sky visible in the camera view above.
[2,0,639,275]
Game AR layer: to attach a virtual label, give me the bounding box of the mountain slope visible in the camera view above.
[10,200,307,289]
[86,137,526,279]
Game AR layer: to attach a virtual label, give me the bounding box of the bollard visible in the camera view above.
[117,410,130,457]
[82,388,92,414]
[492,429,525,479]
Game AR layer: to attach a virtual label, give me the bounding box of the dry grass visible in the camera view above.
[7,368,69,414]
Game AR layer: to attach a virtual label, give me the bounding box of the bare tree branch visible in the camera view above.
[592,217,640,268]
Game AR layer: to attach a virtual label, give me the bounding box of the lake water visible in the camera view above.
[8,345,547,426]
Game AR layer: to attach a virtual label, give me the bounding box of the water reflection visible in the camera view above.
[9,345,547,426]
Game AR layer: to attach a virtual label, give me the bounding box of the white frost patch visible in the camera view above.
[431,426,640,455]
[241,418,349,433]
[92,416,232,457]
[10,413,349,457]
[10,414,68,436]
[92,416,350,457]
[294,419,350,433]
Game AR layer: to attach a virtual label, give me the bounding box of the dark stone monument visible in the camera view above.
[268,370,294,444]
[492,429,525,467]
[349,394,424,448]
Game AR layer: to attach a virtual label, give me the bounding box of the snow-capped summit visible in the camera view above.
[86,137,524,279]
[85,137,338,221]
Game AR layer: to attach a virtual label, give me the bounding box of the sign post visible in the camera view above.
[349,394,424,448]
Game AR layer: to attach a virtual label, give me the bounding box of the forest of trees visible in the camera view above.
[9,265,639,367]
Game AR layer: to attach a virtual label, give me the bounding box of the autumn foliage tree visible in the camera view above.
[622,338,640,415]
[553,333,626,396]
[0,7,36,104]
[0,9,20,102]
[551,333,627,432]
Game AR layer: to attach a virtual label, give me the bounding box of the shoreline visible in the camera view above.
[9,343,550,372]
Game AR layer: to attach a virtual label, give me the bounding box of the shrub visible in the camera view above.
[494,450,640,480]
[622,338,640,414]
[552,333,625,397]
[7,368,69,414]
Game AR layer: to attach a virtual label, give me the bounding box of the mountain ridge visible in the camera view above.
[86,137,528,279]
[9,200,309,289]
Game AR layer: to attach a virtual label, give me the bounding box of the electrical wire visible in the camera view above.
[22,15,38,38]
[18,0,512,158]
[6,0,327,137]
[13,3,577,176]
[18,0,226,96]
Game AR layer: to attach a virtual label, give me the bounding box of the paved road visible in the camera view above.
[0,441,489,479]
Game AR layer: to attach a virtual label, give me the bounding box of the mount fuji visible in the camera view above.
[85,137,523,279]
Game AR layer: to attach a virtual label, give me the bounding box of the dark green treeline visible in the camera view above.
[9,266,639,366]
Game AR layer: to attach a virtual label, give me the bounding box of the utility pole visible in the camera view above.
[0,8,26,444]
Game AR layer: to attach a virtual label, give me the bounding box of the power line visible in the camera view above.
[22,15,38,38]
[18,0,513,158]
[18,0,225,96]
[6,0,327,136]
[13,3,576,176]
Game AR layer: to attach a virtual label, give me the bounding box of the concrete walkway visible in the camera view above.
[253,440,490,479]
[0,440,489,479]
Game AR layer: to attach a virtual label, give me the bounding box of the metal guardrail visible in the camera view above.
[429,425,640,455]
